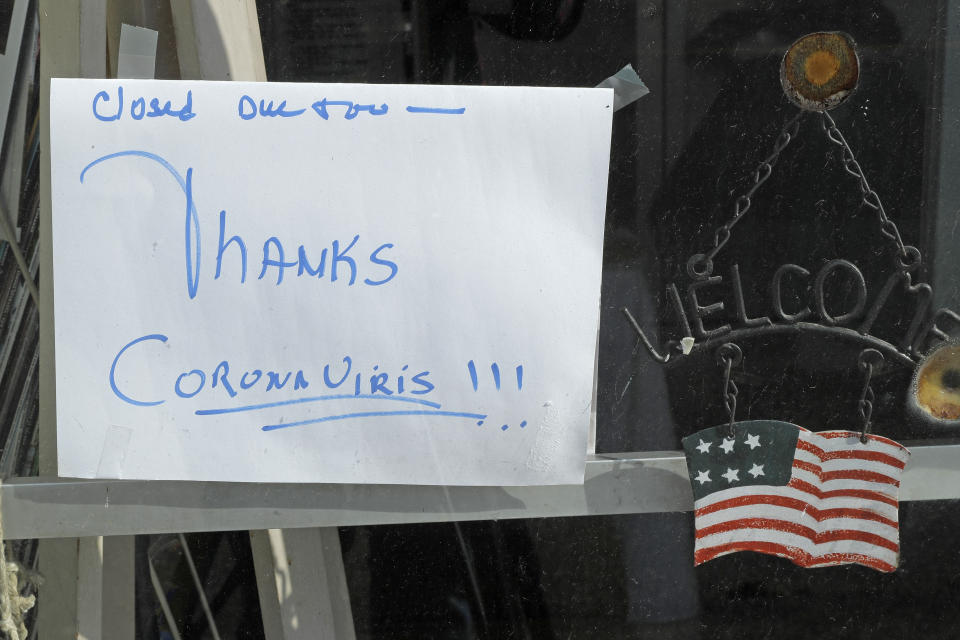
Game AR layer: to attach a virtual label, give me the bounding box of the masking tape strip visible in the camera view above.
[596,64,650,111]
[117,23,158,79]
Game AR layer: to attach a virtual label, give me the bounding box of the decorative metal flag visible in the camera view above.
[682,420,910,573]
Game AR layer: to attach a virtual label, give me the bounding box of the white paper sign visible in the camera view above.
[50,79,613,485]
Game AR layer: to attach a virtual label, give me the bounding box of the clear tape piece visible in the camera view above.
[95,426,133,479]
[117,23,158,79]
[595,64,650,111]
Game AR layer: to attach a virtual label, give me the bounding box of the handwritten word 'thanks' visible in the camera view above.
[216,211,397,287]
[79,150,398,299]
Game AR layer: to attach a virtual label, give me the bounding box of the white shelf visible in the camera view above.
[4,443,957,540]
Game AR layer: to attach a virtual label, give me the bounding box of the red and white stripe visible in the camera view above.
[694,429,910,572]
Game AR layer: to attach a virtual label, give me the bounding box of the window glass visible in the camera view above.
[7,1,957,637]
[342,500,960,637]
[258,0,959,453]
[240,2,960,638]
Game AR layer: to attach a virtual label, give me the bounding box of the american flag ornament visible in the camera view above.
[682,420,910,572]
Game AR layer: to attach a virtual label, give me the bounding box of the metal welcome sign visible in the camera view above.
[625,33,959,405]
[626,31,960,572]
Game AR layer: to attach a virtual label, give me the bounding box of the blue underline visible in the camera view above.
[262,410,487,432]
[196,393,441,416]
[405,106,466,114]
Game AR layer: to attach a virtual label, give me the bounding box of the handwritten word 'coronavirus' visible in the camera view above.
[108,333,435,407]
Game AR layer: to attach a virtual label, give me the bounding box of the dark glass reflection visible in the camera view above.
[253,1,960,637]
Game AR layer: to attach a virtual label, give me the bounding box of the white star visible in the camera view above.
[722,468,740,483]
[696,439,712,454]
[748,464,765,478]
[719,438,735,453]
[695,470,711,485]
[745,434,761,450]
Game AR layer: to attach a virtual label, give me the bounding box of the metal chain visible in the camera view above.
[820,111,922,271]
[687,111,805,279]
[857,348,883,443]
[717,343,742,437]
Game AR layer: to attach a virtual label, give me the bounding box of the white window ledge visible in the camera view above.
[3,443,956,540]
